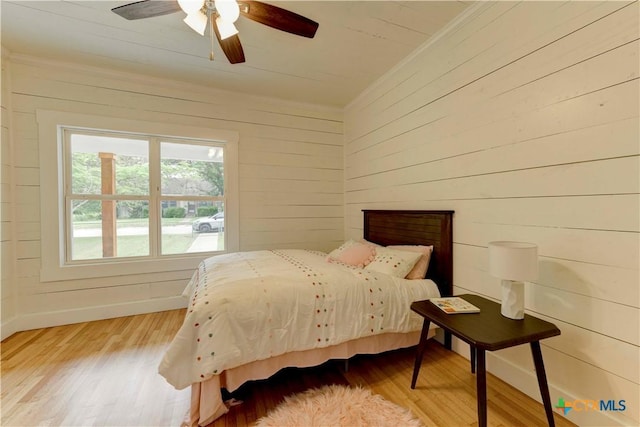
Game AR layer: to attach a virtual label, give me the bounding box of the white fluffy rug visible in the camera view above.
[255,384,422,427]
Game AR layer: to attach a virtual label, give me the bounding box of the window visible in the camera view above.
[65,130,229,262]
[37,111,239,281]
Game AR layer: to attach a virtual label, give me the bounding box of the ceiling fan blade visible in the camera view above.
[240,1,318,38]
[112,0,182,20]
[213,24,246,64]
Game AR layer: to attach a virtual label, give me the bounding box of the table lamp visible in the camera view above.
[488,241,538,320]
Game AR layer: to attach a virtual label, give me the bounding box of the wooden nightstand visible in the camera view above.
[410,294,561,427]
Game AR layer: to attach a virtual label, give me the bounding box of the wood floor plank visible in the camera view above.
[1,309,576,427]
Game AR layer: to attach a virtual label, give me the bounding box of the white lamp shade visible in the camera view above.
[488,241,538,281]
[215,0,240,23]
[184,11,208,36]
[178,0,205,15]
[216,17,239,40]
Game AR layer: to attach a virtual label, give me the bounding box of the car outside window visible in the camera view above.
[192,212,225,233]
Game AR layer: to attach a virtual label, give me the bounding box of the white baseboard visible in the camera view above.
[450,340,631,427]
[1,316,20,341]
[1,296,187,340]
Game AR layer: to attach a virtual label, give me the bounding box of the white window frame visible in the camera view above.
[37,110,239,282]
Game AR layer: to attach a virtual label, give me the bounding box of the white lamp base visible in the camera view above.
[501,279,525,320]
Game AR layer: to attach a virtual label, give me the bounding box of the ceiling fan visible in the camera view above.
[111,0,319,64]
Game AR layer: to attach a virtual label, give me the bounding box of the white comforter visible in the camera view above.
[158,249,440,390]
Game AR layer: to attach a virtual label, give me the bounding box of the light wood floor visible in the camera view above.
[1,309,575,427]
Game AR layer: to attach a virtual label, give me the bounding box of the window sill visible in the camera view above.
[40,253,223,282]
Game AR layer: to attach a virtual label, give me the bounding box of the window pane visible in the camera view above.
[70,133,149,195]
[70,200,150,260]
[161,201,225,255]
[161,142,224,197]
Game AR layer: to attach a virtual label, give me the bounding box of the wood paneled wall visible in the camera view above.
[2,55,343,334]
[344,2,639,426]
[1,48,17,336]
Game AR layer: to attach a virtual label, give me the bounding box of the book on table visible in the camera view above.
[429,297,480,314]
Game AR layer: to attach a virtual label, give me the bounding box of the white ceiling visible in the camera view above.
[1,1,470,107]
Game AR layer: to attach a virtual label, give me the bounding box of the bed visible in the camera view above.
[159,210,454,426]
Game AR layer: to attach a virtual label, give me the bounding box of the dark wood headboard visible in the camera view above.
[363,210,454,298]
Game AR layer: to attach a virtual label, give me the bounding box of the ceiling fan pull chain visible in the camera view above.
[208,7,215,61]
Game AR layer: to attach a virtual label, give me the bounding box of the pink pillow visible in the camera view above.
[328,242,376,268]
[388,245,433,279]
[326,240,357,261]
[360,239,382,247]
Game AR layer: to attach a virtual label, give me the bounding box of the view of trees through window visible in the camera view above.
[66,130,226,262]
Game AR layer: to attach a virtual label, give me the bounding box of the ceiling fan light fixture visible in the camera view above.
[178,0,205,15]
[216,17,239,40]
[112,0,318,64]
[214,0,240,23]
[184,11,208,36]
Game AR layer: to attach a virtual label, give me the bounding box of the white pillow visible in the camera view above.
[364,246,422,278]
[388,245,433,279]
